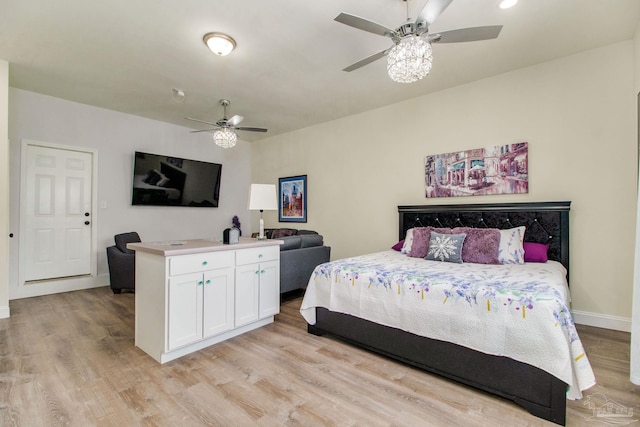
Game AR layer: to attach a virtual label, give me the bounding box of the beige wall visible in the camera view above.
[0,60,8,318]
[252,41,637,322]
[629,20,640,382]
[0,60,9,319]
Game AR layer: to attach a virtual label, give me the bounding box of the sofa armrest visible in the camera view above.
[280,245,331,294]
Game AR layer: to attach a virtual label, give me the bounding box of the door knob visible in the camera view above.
[84,212,90,217]
[84,221,90,225]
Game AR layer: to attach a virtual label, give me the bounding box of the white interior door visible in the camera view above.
[23,144,93,282]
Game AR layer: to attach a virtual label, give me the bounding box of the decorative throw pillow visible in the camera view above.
[392,240,404,251]
[156,176,170,187]
[409,227,454,258]
[452,227,501,264]
[142,169,159,184]
[271,228,298,239]
[400,229,414,254]
[146,169,163,185]
[425,232,466,263]
[498,226,526,264]
[408,227,433,258]
[524,242,549,263]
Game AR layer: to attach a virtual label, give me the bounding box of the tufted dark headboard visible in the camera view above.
[398,201,571,281]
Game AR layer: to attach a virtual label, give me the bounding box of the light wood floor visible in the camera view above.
[0,287,638,426]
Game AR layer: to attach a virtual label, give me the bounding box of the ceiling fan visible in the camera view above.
[335,0,503,83]
[185,99,267,148]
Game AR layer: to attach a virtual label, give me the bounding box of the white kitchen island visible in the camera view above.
[128,237,283,364]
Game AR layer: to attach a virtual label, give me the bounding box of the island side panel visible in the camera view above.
[134,250,169,363]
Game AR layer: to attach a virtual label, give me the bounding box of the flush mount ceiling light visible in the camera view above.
[499,0,518,9]
[212,127,238,148]
[203,32,236,56]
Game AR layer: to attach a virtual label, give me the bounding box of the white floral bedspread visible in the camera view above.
[300,250,595,399]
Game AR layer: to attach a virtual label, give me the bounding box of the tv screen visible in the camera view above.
[132,151,222,207]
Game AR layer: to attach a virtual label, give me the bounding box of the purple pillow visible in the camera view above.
[408,227,452,258]
[524,242,549,263]
[271,228,297,239]
[452,227,501,264]
[392,240,404,251]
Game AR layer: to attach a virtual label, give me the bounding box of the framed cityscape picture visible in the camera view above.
[278,175,307,222]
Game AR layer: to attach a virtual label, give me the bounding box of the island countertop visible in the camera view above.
[127,237,283,257]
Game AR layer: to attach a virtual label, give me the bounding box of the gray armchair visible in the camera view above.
[106,232,140,294]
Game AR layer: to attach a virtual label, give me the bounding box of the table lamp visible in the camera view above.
[248,184,277,240]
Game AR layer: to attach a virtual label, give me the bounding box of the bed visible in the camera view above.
[132,162,186,205]
[300,201,595,425]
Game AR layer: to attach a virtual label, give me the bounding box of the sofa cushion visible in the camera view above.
[296,230,318,236]
[114,232,141,254]
[300,234,324,248]
[279,236,302,250]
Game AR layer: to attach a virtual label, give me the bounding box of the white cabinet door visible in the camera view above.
[258,260,280,318]
[168,272,203,350]
[235,264,260,327]
[202,267,235,338]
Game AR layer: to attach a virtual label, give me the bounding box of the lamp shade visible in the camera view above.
[248,184,277,211]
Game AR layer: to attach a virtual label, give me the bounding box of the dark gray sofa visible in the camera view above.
[256,228,331,294]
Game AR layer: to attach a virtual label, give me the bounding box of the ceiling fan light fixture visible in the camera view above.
[499,0,518,9]
[387,36,432,83]
[213,128,237,148]
[203,32,236,56]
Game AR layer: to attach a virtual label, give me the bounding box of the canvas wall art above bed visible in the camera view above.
[301,201,594,426]
[425,142,528,198]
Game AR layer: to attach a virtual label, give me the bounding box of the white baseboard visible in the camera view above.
[572,310,632,332]
[0,305,9,319]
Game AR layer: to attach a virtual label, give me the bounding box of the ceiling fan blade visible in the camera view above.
[185,117,218,126]
[430,25,502,43]
[189,129,216,133]
[334,13,394,37]
[227,115,244,127]
[235,126,268,133]
[343,49,389,72]
[416,0,454,27]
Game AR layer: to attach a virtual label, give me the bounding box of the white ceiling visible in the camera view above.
[1,0,639,141]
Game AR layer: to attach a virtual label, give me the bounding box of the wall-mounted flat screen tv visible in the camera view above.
[132,151,222,207]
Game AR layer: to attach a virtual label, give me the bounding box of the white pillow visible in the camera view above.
[400,228,414,254]
[498,226,525,264]
[156,174,170,187]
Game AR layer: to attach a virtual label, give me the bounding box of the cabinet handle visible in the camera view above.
[202,261,208,266]
[260,269,266,274]
[205,279,211,284]
[258,254,263,258]
[255,270,260,275]
[198,280,203,286]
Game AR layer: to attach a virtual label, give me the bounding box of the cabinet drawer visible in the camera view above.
[169,251,234,276]
[235,245,279,266]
